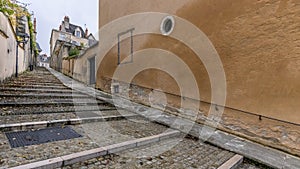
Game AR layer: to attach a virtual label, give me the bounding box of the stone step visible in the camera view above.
[8,130,180,169]
[0,114,141,132]
[0,100,109,107]
[0,106,116,116]
[0,110,134,126]
[0,87,76,94]
[0,84,68,89]
[8,80,61,84]
[0,98,106,105]
[0,93,90,98]
[5,82,65,87]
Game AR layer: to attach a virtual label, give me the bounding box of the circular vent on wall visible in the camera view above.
[160,16,175,36]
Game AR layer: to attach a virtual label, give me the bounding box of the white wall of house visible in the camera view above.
[0,12,30,82]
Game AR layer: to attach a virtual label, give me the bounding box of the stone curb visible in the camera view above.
[0,114,139,132]
[9,130,181,169]
[218,154,244,169]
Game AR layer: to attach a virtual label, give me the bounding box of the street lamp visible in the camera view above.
[15,16,30,77]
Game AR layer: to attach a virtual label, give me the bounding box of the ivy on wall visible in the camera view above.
[27,15,39,56]
[0,0,38,56]
[0,0,17,16]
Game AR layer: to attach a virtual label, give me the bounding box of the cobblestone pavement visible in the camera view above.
[79,117,172,147]
[0,68,118,125]
[62,136,234,169]
[0,117,172,168]
[0,68,123,167]
[0,68,270,168]
[62,136,271,169]
[0,127,98,168]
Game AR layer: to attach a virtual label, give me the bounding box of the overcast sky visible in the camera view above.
[19,0,98,55]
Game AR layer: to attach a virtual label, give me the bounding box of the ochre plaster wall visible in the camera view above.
[97,0,300,124]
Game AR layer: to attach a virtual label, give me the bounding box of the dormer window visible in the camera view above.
[75,30,81,37]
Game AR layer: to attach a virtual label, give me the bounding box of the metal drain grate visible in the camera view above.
[5,126,82,148]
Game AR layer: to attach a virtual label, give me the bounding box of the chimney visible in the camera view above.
[64,16,70,29]
[59,25,62,31]
[33,18,37,33]
[85,28,88,38]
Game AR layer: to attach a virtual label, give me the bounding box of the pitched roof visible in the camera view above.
[63,21,85,38]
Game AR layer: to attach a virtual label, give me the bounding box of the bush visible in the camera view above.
[68,48,80,57]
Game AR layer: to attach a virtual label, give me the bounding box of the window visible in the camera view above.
[117,28,135,65]
[75,30,81,37]
[160,16,175,36]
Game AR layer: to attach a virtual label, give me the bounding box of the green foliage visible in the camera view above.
[27,15,39,56]
[68,47,80,57]
[1,1,38,57]
[80,42,85,49]
[0,0,17,16]
[0,0,29,24]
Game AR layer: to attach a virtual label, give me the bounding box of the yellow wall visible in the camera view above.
[98,0,300,124]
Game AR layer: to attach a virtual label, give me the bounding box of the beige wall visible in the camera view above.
[50,30,89,55]
[50,30,89,71]
[61,43,98,84]
[0,12,30,82]
[97,0,300,124]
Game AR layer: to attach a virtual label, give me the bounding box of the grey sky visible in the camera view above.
[19,0,99,55]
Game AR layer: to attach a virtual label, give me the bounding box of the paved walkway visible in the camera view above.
[0,68,256,168]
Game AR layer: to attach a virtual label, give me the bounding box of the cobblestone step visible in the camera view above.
[0,94,92,99]
[0,114,140,132]
[0,110,135,127]
[0,87,77,94]
[7,80,60,85]
[61,135,236,169]
[0,114,180,168]
[0,100,108,107]
[0,97,102,103]
[0,84,68,89]
[0,113,77,126]
[8,130,181,169]
[0,106,116,116]
[5,82,65,87]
